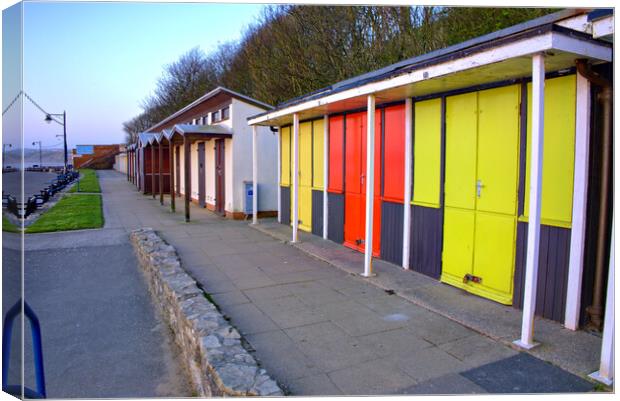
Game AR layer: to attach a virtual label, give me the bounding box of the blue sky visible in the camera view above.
[18,1,265,149]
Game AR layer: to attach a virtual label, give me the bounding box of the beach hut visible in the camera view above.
[248,8,614,378]
[144,87,277,222]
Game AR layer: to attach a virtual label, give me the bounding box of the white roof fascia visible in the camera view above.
[592,15,613,39]
[248,33,555,126]
[248,30,611,126]
[551,33,613,61]
[555,14,591,34]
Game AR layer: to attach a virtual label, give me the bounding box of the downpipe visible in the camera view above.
[576,59,612,331]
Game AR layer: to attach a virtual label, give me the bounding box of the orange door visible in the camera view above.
[343,111,382,256]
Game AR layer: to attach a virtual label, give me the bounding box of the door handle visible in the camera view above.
[476,179,485,198]
[361,174,365,185]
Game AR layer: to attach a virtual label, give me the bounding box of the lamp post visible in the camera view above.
[2,143,12,171]
[32,141,42,167]
[44,111,67,172]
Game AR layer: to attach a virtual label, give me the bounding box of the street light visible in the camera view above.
[45,112,67,172]
[32,141,42,167]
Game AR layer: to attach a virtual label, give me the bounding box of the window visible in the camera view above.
[212,110,220,122]
[221,106,230,120]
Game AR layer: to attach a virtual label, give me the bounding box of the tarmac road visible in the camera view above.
[3,229,191,398]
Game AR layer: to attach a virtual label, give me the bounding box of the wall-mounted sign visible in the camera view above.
[75,145,94,155]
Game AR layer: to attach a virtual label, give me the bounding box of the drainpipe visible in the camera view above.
[576,59,612,331]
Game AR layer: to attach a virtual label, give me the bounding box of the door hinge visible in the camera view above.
[463,274,482,284]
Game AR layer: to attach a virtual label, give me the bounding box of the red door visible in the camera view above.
[343,111,382,256]
[215,139,225,215]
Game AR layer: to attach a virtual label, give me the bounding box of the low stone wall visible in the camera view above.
[130,228,283,397]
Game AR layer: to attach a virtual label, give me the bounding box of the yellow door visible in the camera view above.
[442,92,478,288]
[298,121,313,231]
[442,85,520,305]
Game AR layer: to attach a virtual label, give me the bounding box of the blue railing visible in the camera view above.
[2,300,46,398]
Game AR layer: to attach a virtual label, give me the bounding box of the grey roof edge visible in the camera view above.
[588,8,613,21]
[247,8,596,123]
[170,123,233,136]
[138,132,155,146]
[146,86,273,133]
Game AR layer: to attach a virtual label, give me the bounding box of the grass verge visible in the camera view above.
[26,194,104,233]
[69,169,101,193]
[2,214,20,233]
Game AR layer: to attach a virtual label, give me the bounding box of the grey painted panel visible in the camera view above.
[312,190,324,237]
[409,205,443,279]
[513,222,571,323]
[280,186,291,225]
[380,201,404,266]
[327,192,344,244]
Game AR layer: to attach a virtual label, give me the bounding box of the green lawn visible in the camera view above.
[69,169,101,193]
[26,194,104,233]
[2,214,20,233]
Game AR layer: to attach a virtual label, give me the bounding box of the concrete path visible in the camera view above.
[99,170,598,395]
[251,220,603,379]
[3,227,190,397]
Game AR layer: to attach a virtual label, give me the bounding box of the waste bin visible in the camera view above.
[244,181,253,215]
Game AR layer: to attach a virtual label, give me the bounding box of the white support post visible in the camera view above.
[322,114,329,239]
[252,126,258,225]
[292,113,300,243]
[363,94,376,278]
[589,214,614,386]
[514,53,545,350]
[564,72,591,330]
[277,127,281,223]
[402,98,413,269]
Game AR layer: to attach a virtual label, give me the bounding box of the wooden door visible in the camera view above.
[215,139,225,215]
[343,111,381,256]
[442,85,520,305]
[198,142,206,208]
[298,121,313,231]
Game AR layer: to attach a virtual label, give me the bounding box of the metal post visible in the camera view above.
[151,146,156,199]
[514,53,545,350]
[292,113,300,243]
[322,114,329,239]
[363,94,376,278]
[402,98,413,269]
[252,126,258,224]
[565,72,591,330]
[184,138,191,222]
[159,142,164,205]
[63,111,68,172]
[170,142,175,212]
[277,128,281,223]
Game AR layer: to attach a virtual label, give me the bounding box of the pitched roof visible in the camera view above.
[146,86,273,133]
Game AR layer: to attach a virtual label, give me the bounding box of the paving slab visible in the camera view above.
[461,353,595,393]
[401,373,488,395]
[244,330,322,385]
[287,374,343,396]
[328,357,418,395]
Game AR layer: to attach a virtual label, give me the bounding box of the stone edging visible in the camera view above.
[130,228,283,397]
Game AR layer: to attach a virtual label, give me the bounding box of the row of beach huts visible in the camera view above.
[114,9,614,383]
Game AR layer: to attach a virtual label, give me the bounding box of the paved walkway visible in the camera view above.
[100,170,598,395]
[3,228,190,397]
